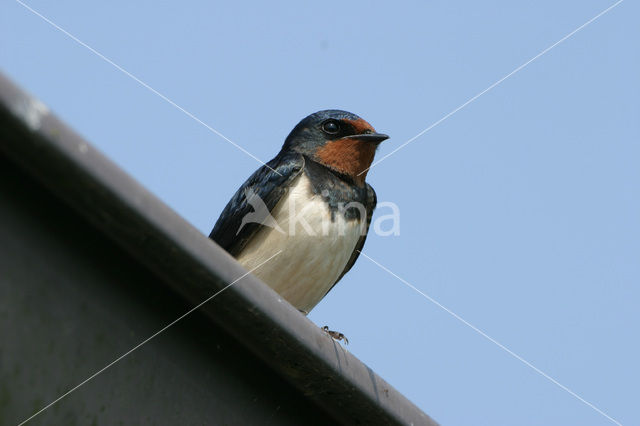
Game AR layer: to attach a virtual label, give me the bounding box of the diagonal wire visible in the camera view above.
[17,250,282,426]
[357,250,622,426]
[359,0,624,176]
[13,0,281,175]
[11,1,626,424]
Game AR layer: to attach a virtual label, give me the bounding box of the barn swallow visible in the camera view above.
[210,110,388,318]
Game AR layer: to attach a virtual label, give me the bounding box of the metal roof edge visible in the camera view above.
[0,71,437,426]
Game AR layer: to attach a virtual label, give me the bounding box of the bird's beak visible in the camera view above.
[344,133,390,143]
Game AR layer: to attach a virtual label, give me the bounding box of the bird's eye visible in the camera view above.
[322,120,340,135]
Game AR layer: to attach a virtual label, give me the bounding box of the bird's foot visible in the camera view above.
[321,326,349,345]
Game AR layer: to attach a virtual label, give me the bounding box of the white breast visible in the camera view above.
[236,173,362,313]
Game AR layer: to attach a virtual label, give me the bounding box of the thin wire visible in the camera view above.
[18,250,282,425]
[14,0,281,175]
[358,250,622,426]
[359,0,624,176]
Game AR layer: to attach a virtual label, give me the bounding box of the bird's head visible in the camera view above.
[281,110,389,185]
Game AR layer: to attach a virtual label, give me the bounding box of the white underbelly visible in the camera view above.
[236,174,362,313]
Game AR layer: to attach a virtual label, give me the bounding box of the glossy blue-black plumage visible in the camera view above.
[281,110,363,154]
[209,151,304,257]
[209,109,380,297]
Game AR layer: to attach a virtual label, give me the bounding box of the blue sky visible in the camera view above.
[2,1,638,424]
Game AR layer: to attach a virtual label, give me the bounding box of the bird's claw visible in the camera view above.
[322,326,349,345]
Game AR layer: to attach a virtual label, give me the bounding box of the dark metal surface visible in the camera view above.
[0,153,335,425]
[0,71,437,426]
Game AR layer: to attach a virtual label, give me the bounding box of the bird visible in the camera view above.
[209,110,388,319]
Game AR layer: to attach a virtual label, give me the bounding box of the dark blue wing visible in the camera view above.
[209,152,304,257]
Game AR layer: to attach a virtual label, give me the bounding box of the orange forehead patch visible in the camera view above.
[315,138,377,186]
[344,118,375,134]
